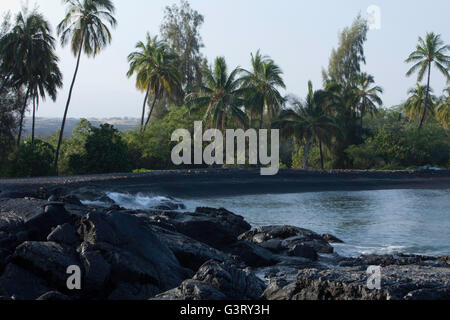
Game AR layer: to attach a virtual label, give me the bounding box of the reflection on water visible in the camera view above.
[182,189,450,257]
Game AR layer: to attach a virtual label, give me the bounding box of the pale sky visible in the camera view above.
[1,0,449,118]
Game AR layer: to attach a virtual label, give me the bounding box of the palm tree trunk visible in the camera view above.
[419,61,432,130]
[144,88,159,131]
[259,110,264,130]
[319,138,324,170]
[303,137,312,170]
[32,96,36,143]
[54,36,84,173]
[140,84,151,130]
[360,104,365,143]
[17,87,30,147]
[222,111,227,144]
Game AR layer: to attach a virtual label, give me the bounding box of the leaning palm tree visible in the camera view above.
[54,0,117,171]
[241,50,286,129]
[29,56,63,142]
[127,33,181,131]
[436,87,449,129]
[404,84,437,123]
[405,32,450,130]
[274,81,338,170]
[185,57,247,133]
[355,73,383,134]
[0,9,57,146]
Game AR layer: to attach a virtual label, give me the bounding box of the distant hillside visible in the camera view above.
[22,117,139,137]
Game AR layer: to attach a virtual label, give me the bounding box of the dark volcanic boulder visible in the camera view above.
[438,256,450,265]
[79,210,192,291]
[108,282,160,300]
[289,244,318,261]
[12,241,81,290]
[263,265,450,300]
[154,260,266,301]
[322,234,344,243]
[239,225,334,256]
[0,263,51,300]
[225,240,277,267]
[0,212,25,234]
[193,260,266,300]
[149,225,231,271]
[339,254,439,268]
[25,203,75,241]
[0,198,47,221]
[152,279,227,301]
[78,244,111,293]
[47,223,80,246]
[149,207,251,249]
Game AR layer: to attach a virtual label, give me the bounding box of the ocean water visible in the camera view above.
[83,189,450,257]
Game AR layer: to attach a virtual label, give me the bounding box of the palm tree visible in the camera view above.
[241,50,286,129]
[355,73,383,135]
[127,33,181,131]
[186,57,247,133]
[274,81,338,170]
[54,0,117,171]
[29,56,63,142]
[405,32,450,130]
[404,84,437,123]
[436,87,449,129]
[0,9,58,146]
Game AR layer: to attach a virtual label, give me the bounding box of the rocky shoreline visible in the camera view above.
[0,186,449,300]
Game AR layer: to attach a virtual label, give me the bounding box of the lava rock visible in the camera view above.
[339,254,438,268]
[289,244,318,261]
[0,198,47,221]
[79,210,191,291]
[150,207,251,249]
[259,239,284,253]
[25,203,74,241]
[193,260,266,300]
[47,223,80,246]
[262,265,450,300]
[12,241,81,290]
[79,245,111,293]
[150,225,231,271]
[240,226,334,254]
[225,240,277,267]
[322,234,344,243]
[109,282,160,300]
[0,263,51,300]
[152,279,226,301]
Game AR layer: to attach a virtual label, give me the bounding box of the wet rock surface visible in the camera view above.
[154,260,266,300]
[263,265,450,300]
[0,189,449,300]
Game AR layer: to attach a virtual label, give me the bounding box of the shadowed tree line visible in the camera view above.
[0,1,449,177]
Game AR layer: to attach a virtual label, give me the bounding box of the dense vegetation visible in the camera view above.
[0,1,449,177]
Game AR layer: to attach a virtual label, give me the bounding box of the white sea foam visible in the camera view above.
[81,192,183,211]
[333,243,409,257]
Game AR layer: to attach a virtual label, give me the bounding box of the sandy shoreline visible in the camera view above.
[1,169,449,198]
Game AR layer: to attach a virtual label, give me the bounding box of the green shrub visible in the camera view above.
[10,139,55,177]
[71,124,132,174]
[292,143,322,169]
[346,123,450,169]
[124,105,204,170]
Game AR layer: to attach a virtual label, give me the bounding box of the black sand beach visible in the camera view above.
[1,169,449,199]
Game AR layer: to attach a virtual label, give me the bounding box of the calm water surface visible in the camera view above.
[181,189,450,257]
